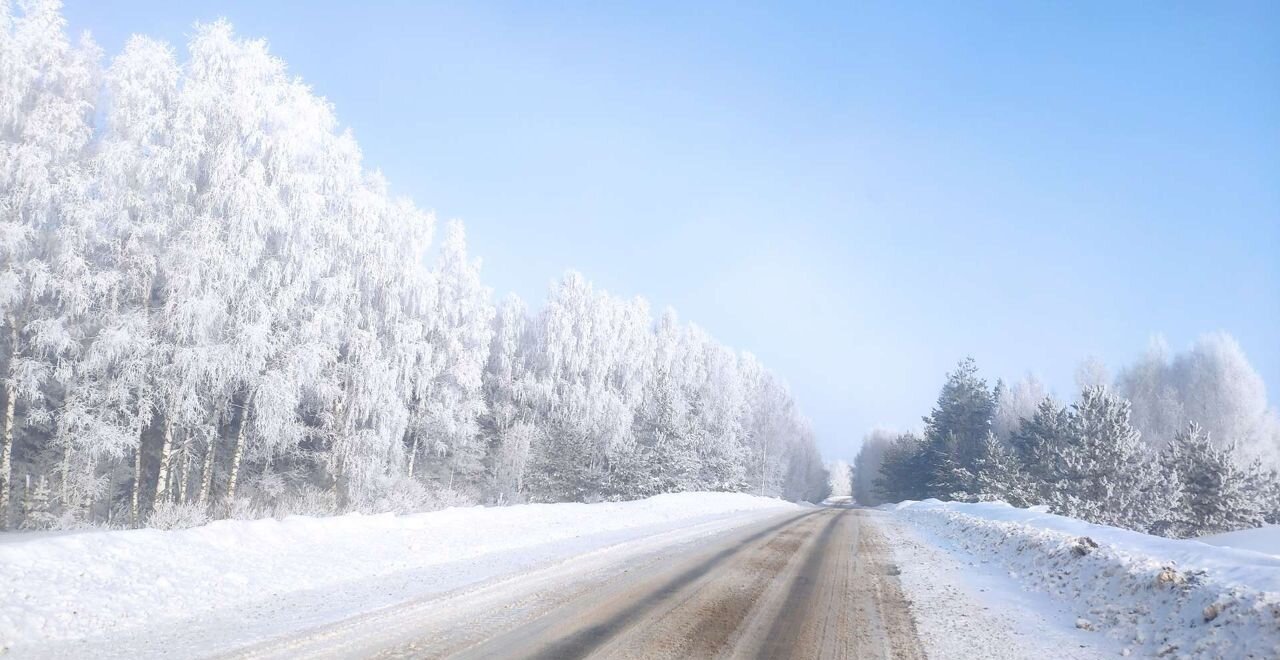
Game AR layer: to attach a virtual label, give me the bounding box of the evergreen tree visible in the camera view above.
[970,432,1033,507]
[1149,436,1191,538]
[1261,467,1280,525]
[874,432,929,502]
[21,475,57,530]
[920,358,995,498]
[1052,386,1163,531]
[925,432,975,501]
[1009,397,1073,502]
[852,429,896,506]
[1174,423,1265,536]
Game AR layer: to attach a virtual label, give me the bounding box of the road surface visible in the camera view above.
[234,507,924,660]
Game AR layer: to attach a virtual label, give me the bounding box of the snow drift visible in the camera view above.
[0,492,796,654]
[1200,526,1280,558]
[891,500,1280,658]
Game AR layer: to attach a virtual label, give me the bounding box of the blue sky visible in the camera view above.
[63,1,1280,460]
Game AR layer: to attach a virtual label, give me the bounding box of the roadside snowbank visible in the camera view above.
[0,492,796,653]
[1200,526,1280,558]
[890,500,1280,658]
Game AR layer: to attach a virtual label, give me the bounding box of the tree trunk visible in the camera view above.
[0,321,17,529]
[198,434,215,506]
[177,437,191,505]
[60,444,71,511]
[153,418,175,509]
[131,439,143,526]
[407,432,420,477]
[224,397,250,507]
[332,398,349,511]
[0,379,14,529]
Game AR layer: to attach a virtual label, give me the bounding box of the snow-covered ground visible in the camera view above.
[1200,525,1280,557]
[887,500,1280,658]
[876,511,1121,658]
[10,493,1276,659]
[0,493,798,658]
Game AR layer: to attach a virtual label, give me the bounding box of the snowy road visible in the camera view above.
[230,508,924,659]
[10,496,1154,659]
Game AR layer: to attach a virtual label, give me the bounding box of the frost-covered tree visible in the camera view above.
[1165,422,1265,537]
[20,474,55,529]
[1074,356,1110,392]
[919,358,995,498]
[1119,333,1280,467]
[409,221,494,493]
[1116,338,1185,451]
[1008,396,1073,501]
[0,2,831,529]
[523,273,654,502]
[992,374,1047,442]
[969,432,1033,507]
[689,333,751,493]
[876,354,1278,538]
[1048,386,1164,531]
[827,459,851,499]
[851,428,896,506]
[0,0,100,526]
[873,432,928,503]
[480,294,535,503]
[616,309,695,497]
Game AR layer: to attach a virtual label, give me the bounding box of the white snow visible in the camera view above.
[889,500,1280,658]
[0,492,797,658]
[1199,525,1280,558]
[876,510,1120,659]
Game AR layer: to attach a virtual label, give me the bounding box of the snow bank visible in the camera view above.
[891,500,1280,658]
[1200,526,1280,558]
[0,492,795,652]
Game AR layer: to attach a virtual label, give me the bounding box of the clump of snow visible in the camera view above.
[891,500,1280,658]
[1199,526,1280,558]
[0,492,795,654]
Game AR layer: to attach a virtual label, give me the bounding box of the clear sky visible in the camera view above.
[62,1,1280,461]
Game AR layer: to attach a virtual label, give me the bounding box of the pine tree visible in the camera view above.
[921,358,996,487]
[21,475,57,530]
[924,432,976,501]
[1174,423,1265,536]
[1149,437,1191,538]
[1256,465,1280,525]
[1052,386,1164,531]
[970,432,1033,507]
[874,432,929,502]
[1008,396,1074,502]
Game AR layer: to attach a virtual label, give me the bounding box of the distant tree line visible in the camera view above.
[855,344,1280,538]
[0,2,828,530]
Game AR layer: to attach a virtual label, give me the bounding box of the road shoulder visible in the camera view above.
[872,510,1123,659]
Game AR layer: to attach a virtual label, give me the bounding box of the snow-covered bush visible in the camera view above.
[353,474,434,514]
[274,484,340,518]
[425,487,477,511]
[146,502,211,530]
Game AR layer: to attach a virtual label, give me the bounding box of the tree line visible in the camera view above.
[1,2,828,530]
[854,344,1280,538]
